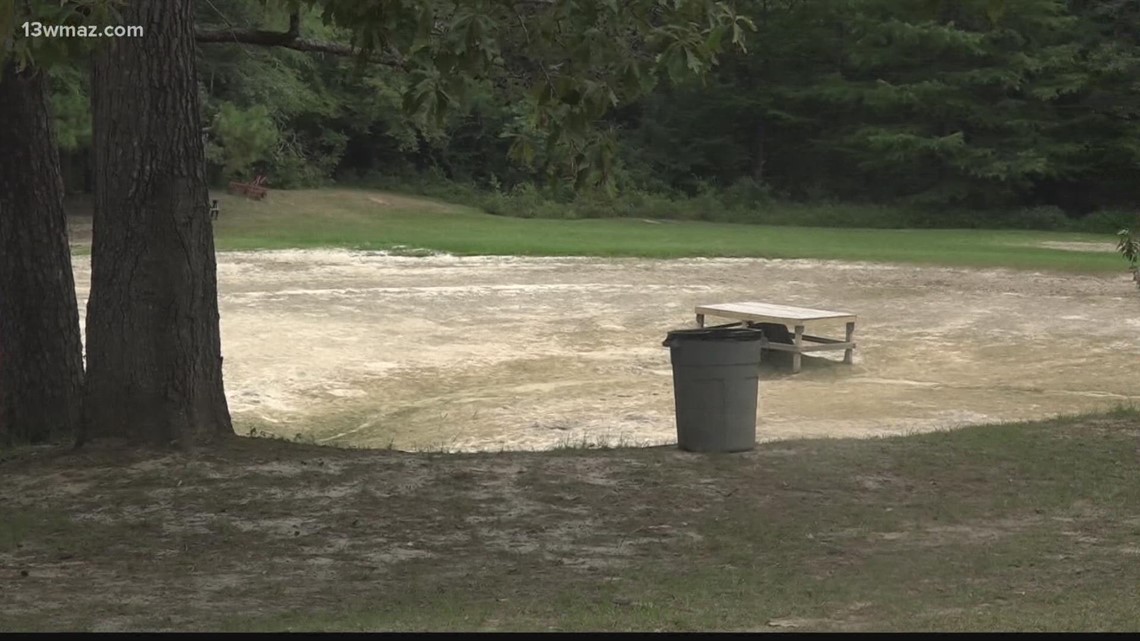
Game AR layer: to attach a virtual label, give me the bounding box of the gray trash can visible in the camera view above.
[663,326,765,453]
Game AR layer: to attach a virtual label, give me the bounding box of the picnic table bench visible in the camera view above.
[695,302,857,374]
[228,174,269,200]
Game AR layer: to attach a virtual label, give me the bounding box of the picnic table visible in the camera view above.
[228,174,269,200]
[694,302,857,374]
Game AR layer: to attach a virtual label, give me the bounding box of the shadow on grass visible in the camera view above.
[1,408,1138,632]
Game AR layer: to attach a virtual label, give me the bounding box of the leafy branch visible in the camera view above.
[1118,226,1139,288]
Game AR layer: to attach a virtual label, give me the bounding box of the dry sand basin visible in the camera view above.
[71,250,1140,451]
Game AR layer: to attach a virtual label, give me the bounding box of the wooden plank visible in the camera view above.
[763,341,855,353]
[799,342,855,353]
[697,301,856,321]
[799,334,846,345]
[685,302,858,372]
[844,321,856,364]
[792,324,804,373]
[695,301,856,325]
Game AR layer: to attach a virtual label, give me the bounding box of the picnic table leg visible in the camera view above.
[695,313,705,328]
[844,321,856,364]
[792,324,804,374]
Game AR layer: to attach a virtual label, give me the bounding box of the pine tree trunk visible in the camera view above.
[0,63,86,445]
[84,0,233,445]
[751,121,766,182]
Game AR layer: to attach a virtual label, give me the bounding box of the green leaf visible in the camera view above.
[532,81,554,107]
[707,26,724,52]
[684,47,702,74]
[509,137,536,166]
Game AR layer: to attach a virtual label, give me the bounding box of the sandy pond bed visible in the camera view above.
[70,250,1140,451]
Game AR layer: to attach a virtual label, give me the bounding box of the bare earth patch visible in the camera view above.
[3,413,1140,631]
[64,249,1140,449]
[1033,241,1119,253]
[0,439,725,631]
[67,251,1140,451]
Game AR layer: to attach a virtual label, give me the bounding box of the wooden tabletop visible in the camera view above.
[696,302,856,325]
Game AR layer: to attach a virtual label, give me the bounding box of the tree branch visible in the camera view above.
[194,11,406,68]
[287,11,300,39]
[195,28,356,54]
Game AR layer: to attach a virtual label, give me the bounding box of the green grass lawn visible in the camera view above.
[207,188,1127,273]
[3,408,1139,631]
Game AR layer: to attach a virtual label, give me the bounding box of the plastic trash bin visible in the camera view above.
[662,326,765,453]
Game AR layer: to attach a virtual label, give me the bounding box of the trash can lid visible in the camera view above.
[662,327,765,347]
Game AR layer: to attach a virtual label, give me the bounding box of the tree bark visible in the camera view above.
[0,62,86,445]
[751,121,766,182]
[84,0,232,446]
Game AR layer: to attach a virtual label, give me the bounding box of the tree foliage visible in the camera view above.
[254,0,753,188]
[23,0,1140,213]
[1,0,113,69]
[1120,225,1140,288]
[618,0,1140,211]
[206,102,280,179]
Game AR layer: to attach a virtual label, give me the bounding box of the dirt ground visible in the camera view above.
[4,414,1140,631]
[68,250,1140,451]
